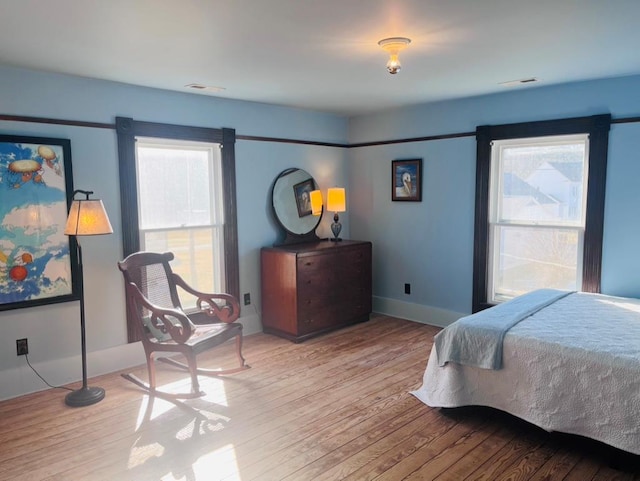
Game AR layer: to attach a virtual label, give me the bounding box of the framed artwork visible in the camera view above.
[0,135,79,311]
[392,158,422,202]
[293,178,314,217]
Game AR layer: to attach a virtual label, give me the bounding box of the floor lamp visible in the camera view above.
[64,190,113,407]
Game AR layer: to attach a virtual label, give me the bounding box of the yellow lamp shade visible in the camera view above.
[327,187,346,213]
[310,189,323,216]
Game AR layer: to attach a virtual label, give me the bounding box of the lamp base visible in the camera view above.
[331,213,342,242]
[65,386,105,407]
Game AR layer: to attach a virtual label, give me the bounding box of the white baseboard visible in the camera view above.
[372,296,464,328]
[0,313,264,402]
[240,313,263,336]
[0,341,145,402]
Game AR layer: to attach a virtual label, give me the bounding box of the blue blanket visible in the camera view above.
[435,289,574,369]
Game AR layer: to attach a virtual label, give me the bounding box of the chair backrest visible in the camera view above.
[118,251,185,342]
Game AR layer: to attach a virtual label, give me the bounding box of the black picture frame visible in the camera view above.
[293,178,314,217]
[0,135,79,311]
[392,158,422,201]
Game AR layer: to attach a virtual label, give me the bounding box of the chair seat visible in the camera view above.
[187,322,243,352]
[151,321,242,349]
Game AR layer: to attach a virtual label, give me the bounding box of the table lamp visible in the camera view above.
[327,187,346,242]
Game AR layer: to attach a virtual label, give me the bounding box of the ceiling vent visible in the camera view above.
[185,83,226,92]
[499,77,540,87]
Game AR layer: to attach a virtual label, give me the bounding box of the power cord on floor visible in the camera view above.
[24,354,73,392]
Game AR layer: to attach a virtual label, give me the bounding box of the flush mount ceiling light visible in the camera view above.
[378,37,411,74]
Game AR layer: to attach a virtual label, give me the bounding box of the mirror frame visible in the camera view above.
[271,168,322,245]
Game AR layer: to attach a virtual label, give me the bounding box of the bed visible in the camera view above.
[411,289,640,455]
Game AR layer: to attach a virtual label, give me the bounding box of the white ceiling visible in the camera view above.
[1,0,640,117]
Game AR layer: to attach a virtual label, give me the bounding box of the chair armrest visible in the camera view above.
[172,274,241,323]
[126,282,194,343]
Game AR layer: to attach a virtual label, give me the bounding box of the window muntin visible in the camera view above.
[135,139,225,308]
[488,135,589,303]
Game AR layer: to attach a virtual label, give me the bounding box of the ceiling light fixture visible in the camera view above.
[378,37,411,74]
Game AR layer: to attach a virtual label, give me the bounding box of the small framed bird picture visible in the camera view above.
[392,158,422,201]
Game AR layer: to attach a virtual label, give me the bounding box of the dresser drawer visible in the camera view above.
[297,246,370,275]
[298,274,370,306]
[297,298,369,335]
[299,285,370,318]
[297,305,337,334]
[297,253,334,273]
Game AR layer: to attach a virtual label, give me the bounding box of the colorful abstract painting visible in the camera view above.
[0,135,78,310]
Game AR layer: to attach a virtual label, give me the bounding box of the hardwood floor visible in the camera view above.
[1,315,638,481]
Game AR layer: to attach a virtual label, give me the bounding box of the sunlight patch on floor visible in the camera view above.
[132,377,229,430]
[134,395,175,428]
[128,441,165,470]
[190,444,241,481]
[128,380,234,478]
[199,377,229,407]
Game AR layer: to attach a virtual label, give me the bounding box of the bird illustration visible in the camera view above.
[402,172,412,196]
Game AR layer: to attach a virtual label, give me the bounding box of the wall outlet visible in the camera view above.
[404,283,411,295]
[16,338,28,356]
[243,293,251,305]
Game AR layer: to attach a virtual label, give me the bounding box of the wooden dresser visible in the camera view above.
[261,240,372,342]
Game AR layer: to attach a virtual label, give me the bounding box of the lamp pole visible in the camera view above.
[65,238,105,407]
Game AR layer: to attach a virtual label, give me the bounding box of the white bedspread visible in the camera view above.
[435,289,572,369]
[411,292,640,455]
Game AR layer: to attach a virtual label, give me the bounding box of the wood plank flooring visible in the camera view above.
[1,315,638,481]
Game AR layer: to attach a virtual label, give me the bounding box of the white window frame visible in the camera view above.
[487,134,590,303]
[134,137,226,306]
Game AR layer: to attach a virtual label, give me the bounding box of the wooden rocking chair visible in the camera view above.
[118,251,249,399]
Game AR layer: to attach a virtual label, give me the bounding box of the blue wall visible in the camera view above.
[348,75,640,320]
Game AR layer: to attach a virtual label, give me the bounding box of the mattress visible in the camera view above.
[411,291,640,455]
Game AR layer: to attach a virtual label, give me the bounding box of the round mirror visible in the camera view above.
[271,168,322,245]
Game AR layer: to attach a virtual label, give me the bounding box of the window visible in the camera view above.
[116,117,239,342]
[473,115,611,312]
[488,135,588,303]
[136,139,225,308]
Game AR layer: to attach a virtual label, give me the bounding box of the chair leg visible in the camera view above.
[147,351,157,393]
[184,351,202,395]
[235,333,248,369]
[122,349,205,400]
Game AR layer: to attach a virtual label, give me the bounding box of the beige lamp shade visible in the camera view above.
[310,189,323,216]
[65,199,113,236]
[327,188,346,213]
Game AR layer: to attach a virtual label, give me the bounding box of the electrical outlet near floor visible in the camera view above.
[404,283,411,295]
[244,293,251,305]
[16,338,28,356]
